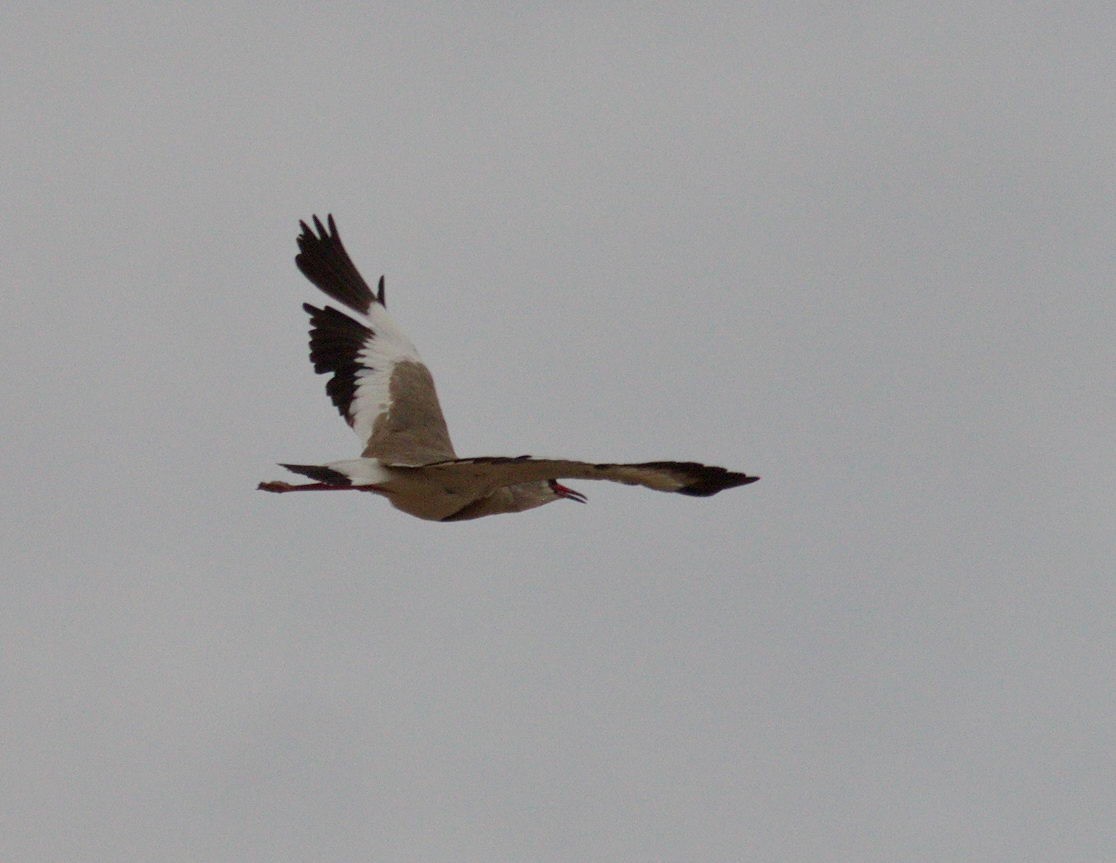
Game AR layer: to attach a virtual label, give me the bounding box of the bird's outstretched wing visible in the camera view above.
[295,215,456,464]
[410,456,759,498]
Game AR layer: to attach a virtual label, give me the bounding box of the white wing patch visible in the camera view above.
[322,457,393,485]
[349,303,424,447]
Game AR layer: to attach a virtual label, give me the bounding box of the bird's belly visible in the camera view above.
[379,472,477,521]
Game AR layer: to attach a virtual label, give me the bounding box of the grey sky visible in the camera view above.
[3,4,1113,861]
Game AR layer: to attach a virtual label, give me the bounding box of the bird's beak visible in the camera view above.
[549,480,587,503]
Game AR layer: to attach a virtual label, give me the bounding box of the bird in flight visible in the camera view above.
[258,216,759,521]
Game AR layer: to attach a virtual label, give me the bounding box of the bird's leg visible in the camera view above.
[257,481,388,493]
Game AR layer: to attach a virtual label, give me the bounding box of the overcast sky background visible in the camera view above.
[3,4,1113,861]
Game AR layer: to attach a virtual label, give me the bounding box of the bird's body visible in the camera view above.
[258,216,758,521]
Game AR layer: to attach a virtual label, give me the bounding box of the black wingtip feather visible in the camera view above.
[676,469,760,497]
[279,463,352,485]
[295,214,380,314]
[302,302,374,423]
[622,461,758,497]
